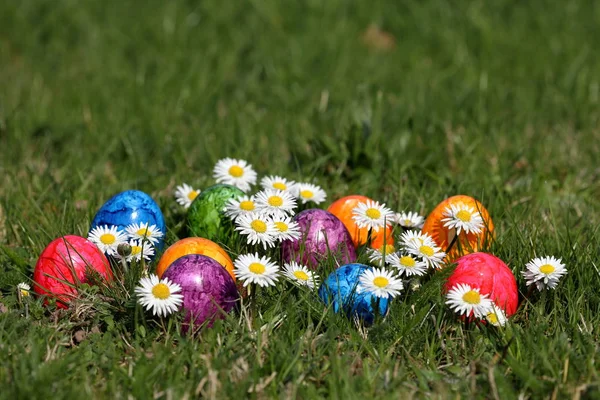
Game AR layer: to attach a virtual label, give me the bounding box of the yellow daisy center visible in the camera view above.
[300,190,314,199]
[403,219,412,226]
[239,200,255,211]
[380,244,395,255]
[131,245,142,255]
[373,276,389,288]
[187,191,199,201]
[365,208,382,220]
[20,289,29,297]
[249,262,266,275]
[268,196,283,207]
[462,290,481,304]
[228,165,244,178]
[293,270,309,281]
[100,233,116,245]
[419,245,434,257]
[400,256,416,267]
[456,209,472,222]
[273,182,287,190]
[487,312,498,324]
[136,227,149,237]
[274,221,288,232]
[251,220,267,233]
[152,283,171,300]
[539,264,555,275]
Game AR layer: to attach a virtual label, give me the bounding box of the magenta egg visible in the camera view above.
[281,209,357,270]
[162,254,239,331]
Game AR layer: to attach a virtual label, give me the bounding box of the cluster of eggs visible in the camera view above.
[33,185,517,327]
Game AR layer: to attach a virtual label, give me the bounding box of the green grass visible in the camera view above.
[1,0,600,398]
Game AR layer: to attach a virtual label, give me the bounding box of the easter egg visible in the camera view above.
[90,190,166,250]
[187,184,245,245]
[155,237,235,281]
[422,195,494,262]
[444,252,518,317]
[327,195,394,249]
[33,235,112,308]
[318,263,390,325]
[281,209,357,270]
[163,254,240,331]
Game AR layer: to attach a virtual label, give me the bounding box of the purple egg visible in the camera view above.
[163,254,239,332]
[281,209,357,270]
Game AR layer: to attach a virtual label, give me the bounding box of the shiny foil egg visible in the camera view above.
[162,254,240,332]
[90,190,166,250]
[281,209,357,270]
[33,235,113,308]
[318,263,390,325]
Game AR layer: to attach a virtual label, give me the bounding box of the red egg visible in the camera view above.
[33,235,113,308]
[444,252,518,317]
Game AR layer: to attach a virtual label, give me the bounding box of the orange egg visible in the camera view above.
[327,195,394,249]
[421,195,494,262]
[156,237,235,281]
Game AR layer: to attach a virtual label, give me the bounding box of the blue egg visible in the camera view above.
[318,263,390,325]
[90,190,166,250]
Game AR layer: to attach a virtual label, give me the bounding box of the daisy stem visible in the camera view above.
[445,231,459,254]
[120,258,129,275]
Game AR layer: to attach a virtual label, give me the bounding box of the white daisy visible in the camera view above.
[88,225,128,255]
[234,253,280,287]
[254,189,297,217]
[17,282,31,297]
[260,175,296,192]
[405,237,446,269]
[394,211,425,229]
[388,253,429,277]
[351,200,395,232]
[224,195,257,221]
[115,239,155,262]
[398,230,436,249]
[366,244,397,266]
[522,256,567,291]
[293,183,327,205]
[125,222,164,245]
[234,212,277,249]
[213,158,257,192]
[357,267,404,299]
[174,183,200,209]
[485,303,508,327]
[282,261,319,289]
[271,215,301,242]
[446,283,493,319]
[135,274,183,317]
[440,204,484,235]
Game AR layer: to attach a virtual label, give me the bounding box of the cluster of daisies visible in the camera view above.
[87,222,163,262]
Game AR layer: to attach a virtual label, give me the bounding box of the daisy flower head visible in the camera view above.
[224,195,257,221]
[234,212,277,249]
[440,204,484,235]
[116,239,155,262]
[405,236,446,269]
[213,158,257,192]
[398,230,437,249]
[272,215,301,242]
[366,243,396,266]
[174,183,200,209]
[446,283,493,319]
[283,261,319,289]
[394,211,425,229]
[486,303,508,327]
[125,222,164,245]
[358,267,404,299]
[388,253,428,277]
[260,175,296,192]
[135,274,183,317]
[351,200,395,232]
[17,282,31,297]
[255,189,297,217]
[293,182,327,205]
[234,253,280,287]
[88,224,128,256]
[522,256,567,291]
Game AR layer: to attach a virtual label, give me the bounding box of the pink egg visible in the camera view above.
[33,235,113,308]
